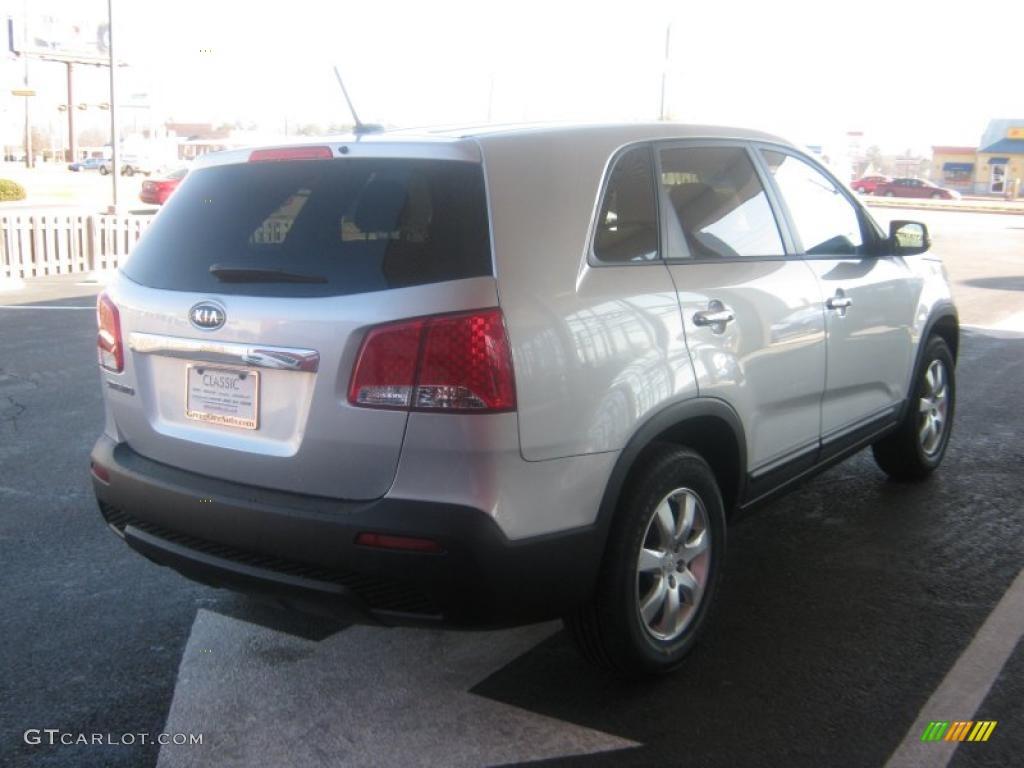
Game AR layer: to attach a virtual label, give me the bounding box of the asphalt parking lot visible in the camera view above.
[1,208,1021,767]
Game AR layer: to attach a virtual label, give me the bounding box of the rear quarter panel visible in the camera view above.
[479,131,697,461]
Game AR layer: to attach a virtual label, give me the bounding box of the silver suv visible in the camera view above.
[91,125,958,676]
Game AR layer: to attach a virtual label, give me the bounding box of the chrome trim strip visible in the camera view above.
[128,332,320,373]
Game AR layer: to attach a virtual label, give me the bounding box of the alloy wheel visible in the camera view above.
[918,359,949,455]
[635,488,711,642]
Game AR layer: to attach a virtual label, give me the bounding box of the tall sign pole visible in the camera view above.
[22,11,31,167]
[107,0,119,210]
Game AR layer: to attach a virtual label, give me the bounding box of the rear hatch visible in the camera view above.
[104,143,496,499]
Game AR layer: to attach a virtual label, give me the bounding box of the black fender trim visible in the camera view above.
[899,303,959,421]
[594,397,747,541]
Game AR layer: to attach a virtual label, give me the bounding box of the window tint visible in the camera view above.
[658,146,783,259]
[593,146,659,263]
[121,158,492,297]
[762,150,865,256]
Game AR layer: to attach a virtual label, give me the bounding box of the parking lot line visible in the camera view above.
[885,568,1024,768]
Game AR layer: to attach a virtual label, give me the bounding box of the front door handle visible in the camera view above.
[826,296,852,310]
[693,300,735,331]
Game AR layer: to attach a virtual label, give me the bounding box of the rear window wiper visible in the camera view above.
[209,264,328,284]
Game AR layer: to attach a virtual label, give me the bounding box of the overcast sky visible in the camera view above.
[3,0,1022,153]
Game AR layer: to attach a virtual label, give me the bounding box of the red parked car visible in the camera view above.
[851,174,890,194]
[872,177,961,200]
[140,168,188,205]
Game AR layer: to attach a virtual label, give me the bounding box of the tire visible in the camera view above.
[565,444,726,677]
[872,336,955,481]
[99,166,109,176]
[931,192,944,200]
[884,191,895,197]
[122,166,134,177]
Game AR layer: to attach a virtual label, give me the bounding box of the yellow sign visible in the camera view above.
[1008,127,1024,139]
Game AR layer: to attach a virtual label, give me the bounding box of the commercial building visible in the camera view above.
[931,119,1024,196]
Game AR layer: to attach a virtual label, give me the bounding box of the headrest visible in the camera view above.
[669,182,716,209]
[353,178,408,234]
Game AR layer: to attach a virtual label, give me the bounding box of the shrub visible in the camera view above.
[0,179,26,201]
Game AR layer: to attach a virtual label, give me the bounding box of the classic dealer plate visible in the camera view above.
[185,365,259,430]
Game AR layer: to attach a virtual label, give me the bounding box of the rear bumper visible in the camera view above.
[90,435,601,628]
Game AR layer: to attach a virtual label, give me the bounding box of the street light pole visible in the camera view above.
[107,0,120,211]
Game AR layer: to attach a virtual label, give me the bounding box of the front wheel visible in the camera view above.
[884,191,895,197]
[99,166,109,176]
[872,336,955,481]
[565,445,725,677]
[931,192,944,200]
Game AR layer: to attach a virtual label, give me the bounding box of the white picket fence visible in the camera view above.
[0,211,153,280]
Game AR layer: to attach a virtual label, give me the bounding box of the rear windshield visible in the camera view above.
[122,158,492,297]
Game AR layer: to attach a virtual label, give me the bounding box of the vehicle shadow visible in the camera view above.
[470,330,1024,768]
[961,275,1024,292]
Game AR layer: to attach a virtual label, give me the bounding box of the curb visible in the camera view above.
[863,199,1024,215]
[0,276,26,292]
[85,269,118,284]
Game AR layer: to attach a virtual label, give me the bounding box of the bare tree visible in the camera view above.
[30,127,52,152]
[78,128,107,148]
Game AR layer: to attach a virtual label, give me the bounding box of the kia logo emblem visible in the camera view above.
[189,302,226,330]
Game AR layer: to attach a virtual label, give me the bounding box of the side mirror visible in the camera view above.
[889,220,930,256]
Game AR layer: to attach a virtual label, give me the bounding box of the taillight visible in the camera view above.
[97,291,123,372]
[249,146,333,162]
[348,308,516,413]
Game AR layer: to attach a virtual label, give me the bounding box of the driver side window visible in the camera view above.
[761,150,866,257]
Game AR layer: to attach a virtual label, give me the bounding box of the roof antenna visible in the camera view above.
[333,66,383,135]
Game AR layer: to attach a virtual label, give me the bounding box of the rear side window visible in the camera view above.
[761,150,866,256]
[122,158,492,297]
[593,146,659,263]
[659,146,783,259]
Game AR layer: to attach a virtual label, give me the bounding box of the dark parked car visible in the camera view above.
[68,157,106,172]
[851,175,890,194]
[873,178,960,200]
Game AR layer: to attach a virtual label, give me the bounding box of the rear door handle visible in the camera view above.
[826,296,852,310]
[693,300,735,330]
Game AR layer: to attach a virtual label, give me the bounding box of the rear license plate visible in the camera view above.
[185,365,259,430]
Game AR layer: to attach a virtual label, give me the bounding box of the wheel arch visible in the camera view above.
[898,303,958,422]
[595,398,747,545]
[925,305,959,363]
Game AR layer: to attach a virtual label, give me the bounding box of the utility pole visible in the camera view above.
[107,0,120,211]
[486,73,495,122]
[659,23,671,121]
[66,62,76,162]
